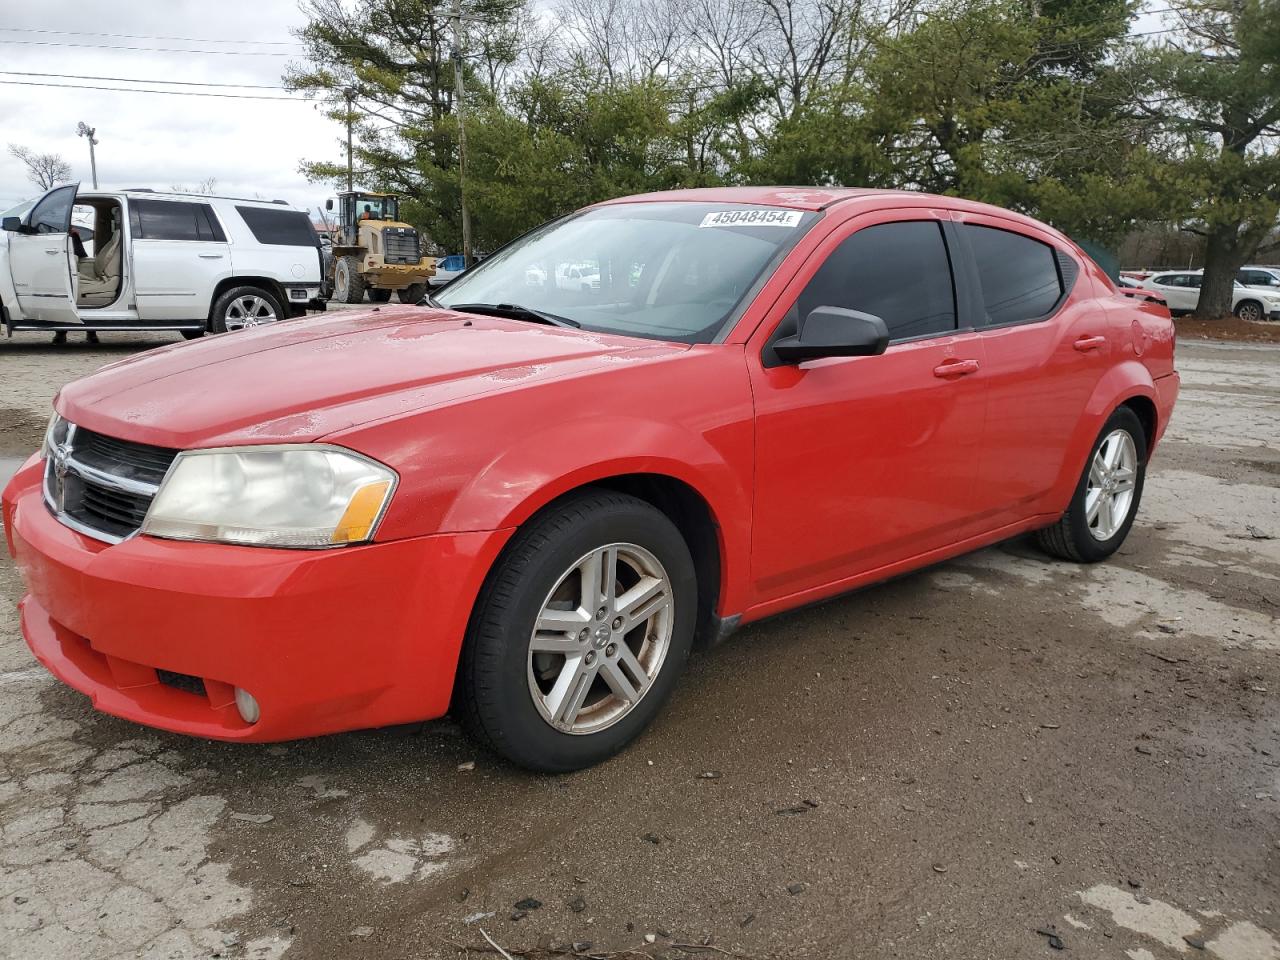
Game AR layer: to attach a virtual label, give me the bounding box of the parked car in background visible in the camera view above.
[429,254,467,289]
[1141,270,1280,321]
[4,187,1178,772]
[1,184,324,340]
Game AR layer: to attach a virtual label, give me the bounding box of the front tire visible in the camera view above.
[369,288,393,303]
[1035,406,1147,563]
[1235,300,1264,323]
[333,256,366,304]
[457,490,697,772]
[210,286,283,334]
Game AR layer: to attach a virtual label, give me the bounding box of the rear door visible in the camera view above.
[952,214,1109,523]
[130,198,232,321]
[8,183,81,324]
[747,210,989,602]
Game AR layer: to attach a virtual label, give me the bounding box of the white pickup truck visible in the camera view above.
[1,184,325,340]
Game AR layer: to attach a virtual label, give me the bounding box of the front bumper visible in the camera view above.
[3,457,511,742]
[1269,309,1280,321]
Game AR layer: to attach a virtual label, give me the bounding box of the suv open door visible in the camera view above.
[5,183,81,325]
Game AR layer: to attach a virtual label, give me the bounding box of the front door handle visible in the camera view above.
[198,253,224,259]
[45,248,61,255]
[933,358,980,378]
[1074,335,1107,352]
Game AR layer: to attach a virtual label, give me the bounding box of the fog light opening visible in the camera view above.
[234,687,260,724]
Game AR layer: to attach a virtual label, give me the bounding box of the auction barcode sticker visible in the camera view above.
[698,209,803,229]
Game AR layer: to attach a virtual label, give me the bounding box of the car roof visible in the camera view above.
[80,188,296,209]
[596,186,1067,236]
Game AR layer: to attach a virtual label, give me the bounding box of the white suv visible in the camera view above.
[1142,270,1280,322]
[0,184,324,340]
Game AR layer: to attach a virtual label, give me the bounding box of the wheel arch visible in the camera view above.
[1044,360,1158,513]
[208,276,289,323]
[1235,297,1264,319]
[1119,393,1158,457]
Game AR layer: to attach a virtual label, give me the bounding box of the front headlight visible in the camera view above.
[141,445,396,548]
[41,413,68,460]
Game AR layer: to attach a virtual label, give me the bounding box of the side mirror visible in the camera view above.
[325,198,334,211]
[2,216,22,232]
[773,306,889,363]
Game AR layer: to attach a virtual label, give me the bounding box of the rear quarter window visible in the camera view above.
[234,206,319,247]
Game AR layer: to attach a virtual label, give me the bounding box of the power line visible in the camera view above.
[0,70,288,90]
[0,38,298,56]
[0,79,308,101]
[0,26,304,45]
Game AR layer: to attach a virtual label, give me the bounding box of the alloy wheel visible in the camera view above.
[224,295,278,331]
[1085,428,1138,540]
[1238,302,1263,323]
[527,542,674,735]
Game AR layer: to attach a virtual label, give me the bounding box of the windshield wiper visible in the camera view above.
[447,302,581,328]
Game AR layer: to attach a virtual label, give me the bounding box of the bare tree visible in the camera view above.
[170,177,219,195]
[8,144,72,191]
[554,0,689,85]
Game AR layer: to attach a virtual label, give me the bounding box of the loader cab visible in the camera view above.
[328,192,400,246]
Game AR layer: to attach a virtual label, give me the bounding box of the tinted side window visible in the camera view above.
[796,220,956,341]
[130,200,216,242]
[1241,269,1278,287]
[235,206,318,246]
[963,224,1063,325]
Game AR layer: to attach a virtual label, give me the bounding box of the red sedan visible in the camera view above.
[2,188,1179,771]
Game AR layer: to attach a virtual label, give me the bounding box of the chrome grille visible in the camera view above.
[382,227,420,264]
[44,420,179,543]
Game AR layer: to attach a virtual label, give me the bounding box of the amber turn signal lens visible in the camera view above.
[330,480,392,544]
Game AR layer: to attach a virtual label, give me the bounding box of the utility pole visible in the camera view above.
[76,122,98,188]
[451,0,472,267]
[343,87,356,192]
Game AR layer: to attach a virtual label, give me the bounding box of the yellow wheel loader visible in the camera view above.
[325,192,435,304]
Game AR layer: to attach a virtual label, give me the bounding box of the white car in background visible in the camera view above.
[1,184,324,341]
[556,262,600,292]
[1141,270,1280,322]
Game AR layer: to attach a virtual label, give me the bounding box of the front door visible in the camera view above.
[748,212,989,604]
[8,183,81,324]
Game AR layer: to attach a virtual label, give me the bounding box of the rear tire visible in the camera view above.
[209,286,284,334]
[333,256,366,304]
[457,489,697,772]
[401,283,428,304]
[1035,406,1147,563]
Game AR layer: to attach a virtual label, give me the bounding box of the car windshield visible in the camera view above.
[435,202,818,343]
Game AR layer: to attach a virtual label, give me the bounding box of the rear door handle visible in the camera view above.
[1074,335,1107,352]
[45,249,61,255]
[933,358,980,378]
[198,253,224,259]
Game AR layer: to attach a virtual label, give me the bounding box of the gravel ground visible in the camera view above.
[0,329,1277,960]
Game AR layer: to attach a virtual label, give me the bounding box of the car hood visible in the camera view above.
[56,307,687,449]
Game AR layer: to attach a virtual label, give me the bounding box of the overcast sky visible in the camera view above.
[0,0,339,216]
